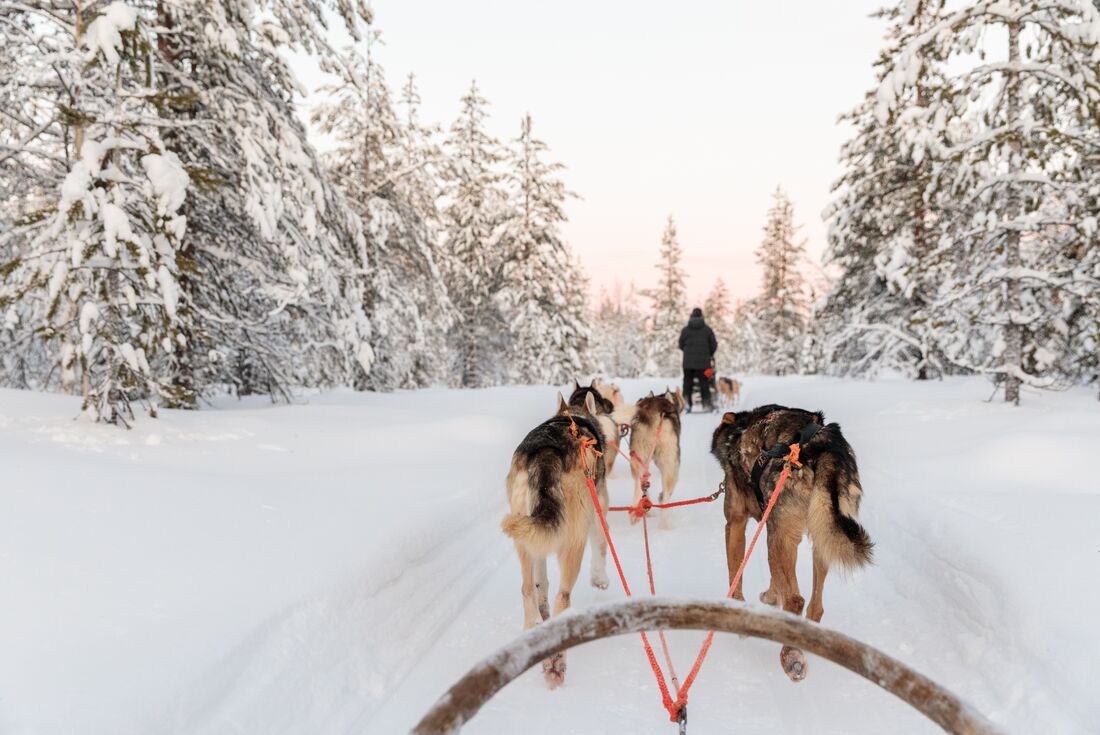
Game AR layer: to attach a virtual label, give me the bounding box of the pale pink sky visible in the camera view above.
[300,1,887,306]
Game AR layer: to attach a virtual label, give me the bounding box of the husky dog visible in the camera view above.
[711,405,873,678]
[716,377,741,409]
[622,388,683,528]
[567,380,630,475]
[501,390,609,687]
[593,378,625,409]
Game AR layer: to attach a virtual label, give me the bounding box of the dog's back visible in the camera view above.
[714,406,873,569]
[633,393,682,439]
[502,413,603,554]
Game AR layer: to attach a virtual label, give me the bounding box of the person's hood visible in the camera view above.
[687,315,706,329]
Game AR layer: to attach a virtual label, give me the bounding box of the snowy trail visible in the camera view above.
[3,378,1097,734]
[366,378,1098,734]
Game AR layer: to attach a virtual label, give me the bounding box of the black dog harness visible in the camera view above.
[749,421,823,506]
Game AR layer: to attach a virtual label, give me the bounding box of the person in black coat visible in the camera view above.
[678,307,717,412]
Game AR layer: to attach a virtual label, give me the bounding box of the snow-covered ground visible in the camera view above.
[1,377,1097,734]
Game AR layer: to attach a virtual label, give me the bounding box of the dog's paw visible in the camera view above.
[759,589,777,606]
[543,653,566,689]
[780,645,807,682]
[590,572,609,590]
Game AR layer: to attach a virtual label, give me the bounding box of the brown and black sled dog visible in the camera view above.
[712,405,873,654]
[501,390,609,687]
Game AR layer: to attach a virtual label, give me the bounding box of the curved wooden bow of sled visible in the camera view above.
[410,597,1001,735]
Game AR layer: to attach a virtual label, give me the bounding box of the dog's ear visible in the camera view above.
[573,379,580,391]
[584,391,597,415]
[556,391,568,414]
[722,412,737,425]
[590,378,597,388]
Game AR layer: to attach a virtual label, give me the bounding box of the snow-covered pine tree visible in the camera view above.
[820,0,948,380]
[0,2,191,424]
[642,215,689,376]
[150,0,374,401]
[750,188,808,375]
[590,282,647,378]
[499,114,589,385]
[440,82,509,388]
[703,278,736,373]
[885,0,1100,403]
[312,28,454,390]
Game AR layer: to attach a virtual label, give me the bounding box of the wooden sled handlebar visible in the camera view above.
[410,597,1001,735]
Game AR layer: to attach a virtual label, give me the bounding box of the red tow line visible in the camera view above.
[573,408,804,729]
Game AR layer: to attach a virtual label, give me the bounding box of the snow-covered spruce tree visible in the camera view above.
[440,82,509,388]
[395,73,457,386]
[0,6,58,389]
[642,215,689,376]
[703,277,736,373]
[590,283,647,378]
[885,0,1100,403]
[0,2,191,424]
[727,298,765,375]
[499,114,590,385]
[151,0,374,401]
[749,188,809,376]
[312,30,454,390]
[821,0,949,380]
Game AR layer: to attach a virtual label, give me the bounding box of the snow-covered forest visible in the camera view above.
[0,0,589,423]
[3,0,1099,430]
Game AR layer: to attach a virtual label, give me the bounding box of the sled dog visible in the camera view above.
[716,376,741,409]
[622,388,683,528]
[593,378,625,409]
[501,390,609,687]
[711,405,873,677]
[567,380,633,475]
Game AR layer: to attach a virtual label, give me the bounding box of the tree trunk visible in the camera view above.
[1003,18,1022,405]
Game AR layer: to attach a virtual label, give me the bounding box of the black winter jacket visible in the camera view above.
[678,316,717,370]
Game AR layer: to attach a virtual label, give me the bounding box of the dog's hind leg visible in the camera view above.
[654,438,679,530]
[766,521,805,616]
[806,546,828,623]
[517,546,542,630]
[533,556,550,621]
[724,501,750,600]
[767,519,810,682]
[627,436,650,524]
[544,539,586,688]
[588,481,610,590]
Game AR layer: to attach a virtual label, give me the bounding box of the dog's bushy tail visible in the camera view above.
[502,448,564,544]
[806,424,873,569]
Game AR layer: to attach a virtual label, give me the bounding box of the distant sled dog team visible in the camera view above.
[500,309,874,688]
